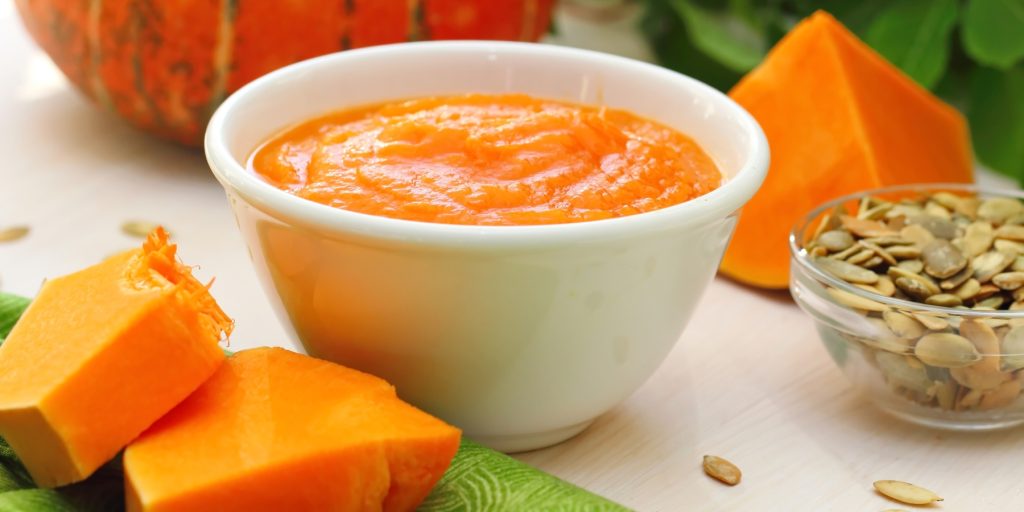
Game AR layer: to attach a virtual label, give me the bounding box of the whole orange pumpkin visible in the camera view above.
[15,0,556,146]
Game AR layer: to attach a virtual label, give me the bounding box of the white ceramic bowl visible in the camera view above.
[206,41,768,452]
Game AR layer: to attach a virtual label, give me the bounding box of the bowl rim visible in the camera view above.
[790,182,1024,318]
[204,40,769,249]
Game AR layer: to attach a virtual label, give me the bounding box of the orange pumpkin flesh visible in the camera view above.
[15,0,556,145]
[0,228,231,487]
[123,347,461,512]
[721,11,974,289]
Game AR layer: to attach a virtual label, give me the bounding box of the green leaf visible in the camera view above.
[802,0,894,36]
[962,0,1024,69]
[864,0,959,89]
[0,293,30,342]
[642,0,744,91]
[421,439,628,511]
[669,0,767,73]
[969,66,1024,180]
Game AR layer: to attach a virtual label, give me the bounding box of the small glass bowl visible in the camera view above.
[790,183,1024,430]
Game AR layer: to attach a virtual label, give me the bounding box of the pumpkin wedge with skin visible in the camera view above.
[721,10,973,289]
[0,228,231,488]
[124,347,461,512]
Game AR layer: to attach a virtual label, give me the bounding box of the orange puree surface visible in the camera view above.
[248,93,722,225]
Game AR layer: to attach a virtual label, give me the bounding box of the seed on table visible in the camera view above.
[925,293,962,307]
[922,239,967,279]
[842,216,898,238]
[900,224,935,248]
[979,379,1022,410]
[826,287,887,312]
[909,214,958,240]
[817,230,855,252]
[816,257,879,284]
[993,272,1024,291]
[978,197,1024,224]
[915,333,982,368]
[0,226,29,243]
[873,480,943,505]
[973,251,1015,283]
[702,455,741,486]
[996,224,1024,242]
[963,221,995,257]
[896,259,924,273]
[883,310,926,339]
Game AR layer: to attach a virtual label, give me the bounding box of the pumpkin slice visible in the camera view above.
[0,228,231,487]
[721,10,974,289]
[123,347,461,512]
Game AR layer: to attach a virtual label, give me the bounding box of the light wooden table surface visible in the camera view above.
[1,7,1020,511]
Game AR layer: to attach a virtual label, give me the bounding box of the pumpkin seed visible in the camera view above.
[0,226,29,243]
[978,380,1022,410]
[963,221,995,257]
[876,352,932,392]
[702,455,740,486]
[846,249,875,265]
[896,259,924,273]
[860,256,884,268]
[925,293,962,307]
[830,244,862,261]
[122,220,163,238]
[812,211,840,240]
[883,310,926,339]
[939,264,973,290]
[921,239,967,279]
[915,333,982,368]
[935,379,957,410]
[960,319,1001,357]
[863,236,913,247]
[899,224,935,248]
[909,214,957,239]
[873,480,942,505]
[860,202,893,221]
[993,238,1024,255]
[842,216,897,238]
[996,224,1024,242]
[993,271,1024,290]
[817,230,854,252]
[884,245,921,260]
[959,387,984,409]
[950,364,1009,391]
[931,191,965,212]
[924,201,951,219]
[973,250,1015,283]
[826,287,886,312]
[859,240,896,265]
[1013,255,1024,272]
[888,267,940,297]
[816,257,879,284]
[1001,326,1024,371]
[976,294,1007,309]
[978,197,1024,224]
[953,278,982,301]
[911,312,951,331]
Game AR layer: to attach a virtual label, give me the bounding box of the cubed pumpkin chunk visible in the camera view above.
[0,228,231,487]
[721,10,974,289]
[123,347,461,512]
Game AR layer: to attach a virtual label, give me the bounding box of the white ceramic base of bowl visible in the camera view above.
[472,419,596,453]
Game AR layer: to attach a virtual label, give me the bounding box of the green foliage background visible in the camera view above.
[640,0,1024,181]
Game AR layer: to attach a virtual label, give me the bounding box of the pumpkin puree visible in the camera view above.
[249,93,722,225]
